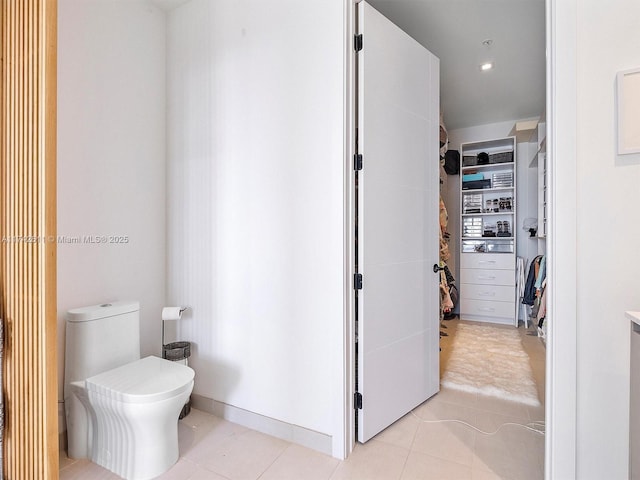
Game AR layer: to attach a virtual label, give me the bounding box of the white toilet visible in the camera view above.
[64,301,194,480]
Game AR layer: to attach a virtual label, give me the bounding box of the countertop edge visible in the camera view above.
[626,311,640,325]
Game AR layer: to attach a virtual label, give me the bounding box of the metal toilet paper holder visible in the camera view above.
[161,307,191,363]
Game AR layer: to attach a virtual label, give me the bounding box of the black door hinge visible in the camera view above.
[354,34,363,52]
[354,392,363,409]
[354,273,363,290]
[354,154,363,171]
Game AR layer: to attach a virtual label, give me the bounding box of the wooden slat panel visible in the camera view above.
[0,0,58,478]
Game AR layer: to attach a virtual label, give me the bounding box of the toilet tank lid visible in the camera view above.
[67,301,140,323]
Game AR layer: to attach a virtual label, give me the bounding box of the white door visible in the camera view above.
[356,1,440,443]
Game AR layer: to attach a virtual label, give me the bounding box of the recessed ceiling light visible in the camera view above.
[480,62,494,71]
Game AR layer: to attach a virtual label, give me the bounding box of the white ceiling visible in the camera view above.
[153,0,546,130]
[366,0,546,130]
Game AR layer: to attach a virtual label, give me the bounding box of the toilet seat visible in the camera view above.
[86,356,194,404]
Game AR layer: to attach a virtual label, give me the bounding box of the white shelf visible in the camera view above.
[461,161,515,172]
[461,187,514,194]
[462,236,515,240]
[462,212,515,216]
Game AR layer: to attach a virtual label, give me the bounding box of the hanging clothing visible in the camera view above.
[523,255,544,306]
[440,268,453,313]
[534,255,546,293]
[439,196,448,232]
[443,264,455,286]
[537,279,548,324]
[439,196,450,262]
[442,264,457,320]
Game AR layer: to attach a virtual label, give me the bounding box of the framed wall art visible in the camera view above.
[617,67,640,155]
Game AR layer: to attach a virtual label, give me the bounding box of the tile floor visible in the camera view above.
[60,319,545,480]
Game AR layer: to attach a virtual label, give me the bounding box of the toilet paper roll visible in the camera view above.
[162,307,184,321]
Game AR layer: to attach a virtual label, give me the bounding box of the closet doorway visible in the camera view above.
[349,0,553,476]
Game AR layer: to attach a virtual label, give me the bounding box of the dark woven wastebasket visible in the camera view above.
[163,341,192,419]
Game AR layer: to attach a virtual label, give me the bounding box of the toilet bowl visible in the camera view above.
[64,302,195,480]
[87,356,193,479]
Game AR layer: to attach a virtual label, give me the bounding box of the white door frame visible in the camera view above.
[545,0,578,477]
[341,1,581,476]
[342,0,358,460]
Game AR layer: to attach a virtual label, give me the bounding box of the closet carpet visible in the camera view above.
[441,323,540,406]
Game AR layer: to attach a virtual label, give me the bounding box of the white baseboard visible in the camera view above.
[58,394,333,457]
[190,393,333,457]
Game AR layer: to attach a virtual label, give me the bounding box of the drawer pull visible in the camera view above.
[478,292,496,297]
[478,307,496,312]
[477,275,496,280]
[478,261,496,265]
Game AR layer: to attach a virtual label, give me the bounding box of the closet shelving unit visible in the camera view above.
[529,120,547,243]
[528,118,548,340]
[459,136,517,326]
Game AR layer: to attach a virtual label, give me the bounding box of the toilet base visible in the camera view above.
[89,383,193,480]
[179,396,192,419]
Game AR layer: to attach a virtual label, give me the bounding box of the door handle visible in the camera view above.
[479,307,496,312]
[433,264,444,273]
[478,291,496,297]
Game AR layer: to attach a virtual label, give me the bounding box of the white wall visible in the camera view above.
[565,0,640,477]
[57,0,167,428]
[166,0,346,456]
[447,120,518,149]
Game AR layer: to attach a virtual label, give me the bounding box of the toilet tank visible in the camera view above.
[64,301,141,386]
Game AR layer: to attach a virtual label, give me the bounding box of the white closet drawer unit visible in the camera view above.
[459,284,515,302]
[460,253,515,271]
[460,298,515,319]
[460,268,514,286]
